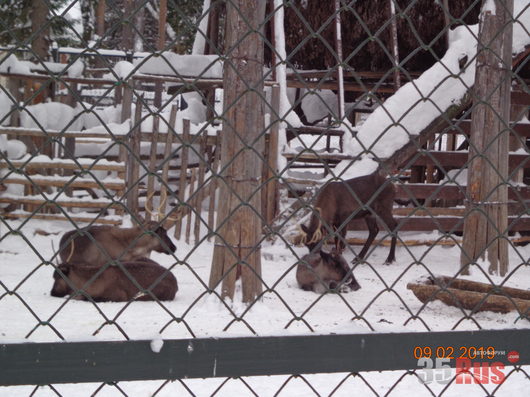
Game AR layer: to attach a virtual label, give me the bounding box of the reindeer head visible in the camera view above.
[320,248,361,291]
[50,264,73,297]
[142,192,179,254]
[143,220,177,254]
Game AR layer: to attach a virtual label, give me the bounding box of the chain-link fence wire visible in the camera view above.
[0,0,529,395]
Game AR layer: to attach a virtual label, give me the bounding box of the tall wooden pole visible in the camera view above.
[121,0,134,52]
[158,0,168,50]
[208,0,265,302]
[460,0,513,276]
[95,0,106,68]
[389,0,401,90]
[154,0,167,108]
[96,0,106,39]
[334,0,345,121]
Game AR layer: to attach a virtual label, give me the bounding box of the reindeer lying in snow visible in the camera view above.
[297,172,398,265]
[58,221,176,267]
[296,249,361,293]
[51,258,177,302]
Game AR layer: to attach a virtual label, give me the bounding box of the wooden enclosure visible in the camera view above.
[0,63,280,244]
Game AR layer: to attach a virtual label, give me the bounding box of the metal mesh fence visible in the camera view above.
[0,0,529,395]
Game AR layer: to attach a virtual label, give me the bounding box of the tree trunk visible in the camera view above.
[121,0,134,53]
[460,0,513,276]
[80,0,96,44]
[96,0,106,38]
[30,0,50,61]
[208,0,265,303]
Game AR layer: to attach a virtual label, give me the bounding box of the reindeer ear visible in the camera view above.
[143,220,158,231]
[300,224,309,234]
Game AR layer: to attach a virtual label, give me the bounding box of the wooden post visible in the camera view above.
[509,104,526,183]
[204,1,220,55]
[333,0,345,120]
[265,86,280,225]
[153,0,168,109]
[126,99,143,217]
[442,0,451,49]
[186,168,197,244]
[460,0,513,276]
[145,116,160,222]
[174,120,190,240]
[389,0,401,90]
[207,131,221,241]
[158,0,168,50]
[208,0,265,303]
[159,105,178,227]
[121,0,134,51]
[95,0,106,68]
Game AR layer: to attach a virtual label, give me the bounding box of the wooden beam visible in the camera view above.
[0,160,125,172]
[395,183,530,201]
[448,119,530,137]
[0,212,121,225]
[0,197,121,209]
[2,176,125,191]
[346,215,530,232]
[407,150,529,170]
[285,79,397,93]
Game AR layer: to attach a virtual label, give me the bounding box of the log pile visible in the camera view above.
[407,276,530,314]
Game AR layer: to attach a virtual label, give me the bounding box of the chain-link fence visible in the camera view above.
[1,0,529,395]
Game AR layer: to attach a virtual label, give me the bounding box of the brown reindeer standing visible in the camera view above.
[296,249,361,293]
[298,172,398,265]
[58,221,176,267]
[50,258,178,302]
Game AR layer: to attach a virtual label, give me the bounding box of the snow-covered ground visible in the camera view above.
[1,216,529,395]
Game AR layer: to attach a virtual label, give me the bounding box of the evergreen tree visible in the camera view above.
[0,0,80,55]
[83,0,204,54]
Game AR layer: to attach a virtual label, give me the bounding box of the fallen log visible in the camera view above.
[408,274,530,314]
[431,276,530,301]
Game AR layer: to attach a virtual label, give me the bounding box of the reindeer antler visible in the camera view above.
[145,191,181,224]
[144,191,158,222]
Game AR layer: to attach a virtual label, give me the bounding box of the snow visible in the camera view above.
[135,53,223,79]
[20,102,84,132]
[0,130,27,208]
[67,58,84,78]
[0,90,12,127]
[150,338,164,353]
[513,0,530,54]
[0,217,529,394]
[5,140,26,159]
[0,54,31,75]
[482,0,497,16]
[103,60,135,80]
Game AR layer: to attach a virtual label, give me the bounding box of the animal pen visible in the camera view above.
[0,0,530,396]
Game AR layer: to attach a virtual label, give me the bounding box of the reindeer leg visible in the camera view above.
[354,215,378,263]
[380,212,398,265]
